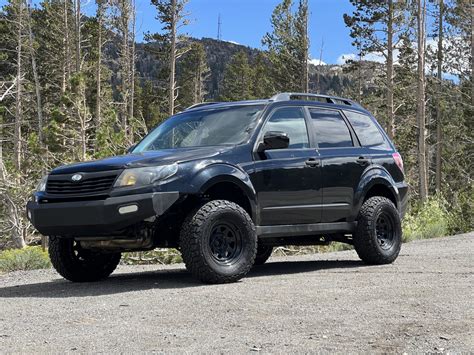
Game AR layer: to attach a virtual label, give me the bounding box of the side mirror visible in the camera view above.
[258,131,289,152]
[126,144,136,154]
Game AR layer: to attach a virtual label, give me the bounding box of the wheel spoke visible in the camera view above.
[209,222,242,264]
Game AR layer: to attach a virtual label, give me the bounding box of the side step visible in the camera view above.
[256,222,356,238]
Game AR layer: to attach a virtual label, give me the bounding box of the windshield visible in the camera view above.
[133,105,265,152]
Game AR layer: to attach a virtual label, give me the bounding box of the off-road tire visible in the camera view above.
[353,196,402,265]
[179,200,257,284]
[254,243,273,266]
[49,236,121,282]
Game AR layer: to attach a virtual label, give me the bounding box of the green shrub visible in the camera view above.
[446,187,474,235]
[0,246,51,273]
[402,197,450,242]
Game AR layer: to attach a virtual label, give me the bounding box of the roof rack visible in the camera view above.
[270,93,360,108]
[185,102,221,110]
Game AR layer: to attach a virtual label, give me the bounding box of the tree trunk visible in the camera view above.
[302,0,309,93]
[386,0,395,139]
[435,0,444,193]
[95,2,103,130]
[75,0,81,73]
[316,39,324,94]
[14,1,23,171]
[471,1,473,108]
[128,0,136,142]
[27,3,44,146]
[417,0,429,201]
[116,0,131,140]
[169,0,177,116]
[62,0,70,93]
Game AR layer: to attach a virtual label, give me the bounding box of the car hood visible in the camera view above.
[50,146,231,175]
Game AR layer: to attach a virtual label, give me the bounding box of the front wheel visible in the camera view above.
[49,236,121,282]
[353,196,402,265]
[179,200,257,284]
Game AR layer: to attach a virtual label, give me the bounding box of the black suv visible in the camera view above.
[27,93,408,284]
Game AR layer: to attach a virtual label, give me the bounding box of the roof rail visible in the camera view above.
[185,102,220,110]
[269,92,360,108]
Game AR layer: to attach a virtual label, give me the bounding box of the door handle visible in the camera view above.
[356,156,370,165]
[305,158,320,167]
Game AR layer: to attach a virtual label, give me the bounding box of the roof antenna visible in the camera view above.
[217,13,222,41]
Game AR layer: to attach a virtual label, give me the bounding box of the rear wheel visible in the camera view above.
[254,243,273,266]
[180,200,257,284]
[353,196,402,264]
[49,236,121,282]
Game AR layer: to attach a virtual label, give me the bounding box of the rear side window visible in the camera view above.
[343,110,389,148]
[262,107,309,149]
[309,108,353,148]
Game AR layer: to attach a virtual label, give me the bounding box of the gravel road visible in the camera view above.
[0,233,472,353]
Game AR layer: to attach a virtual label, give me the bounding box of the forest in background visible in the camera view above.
[0,0,472,249]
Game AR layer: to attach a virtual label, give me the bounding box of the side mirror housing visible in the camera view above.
[258,131,290,152]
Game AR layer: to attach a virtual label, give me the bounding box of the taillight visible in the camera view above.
[392,152,404,174]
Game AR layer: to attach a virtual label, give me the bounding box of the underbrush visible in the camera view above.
[0,246,51,273]
[402,197,450,242]
[122,248,183,265]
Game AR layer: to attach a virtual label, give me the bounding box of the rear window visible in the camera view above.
[343,110,390,148]
[309,108,353,148]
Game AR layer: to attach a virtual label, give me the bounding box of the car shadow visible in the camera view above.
[0,259,364,299]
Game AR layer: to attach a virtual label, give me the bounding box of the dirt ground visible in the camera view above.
[0,233,472,353]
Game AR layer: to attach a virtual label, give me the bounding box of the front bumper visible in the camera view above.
[26,192,179,237]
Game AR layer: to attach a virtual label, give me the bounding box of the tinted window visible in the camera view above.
[343,110,388,148]
[309,109,353,148]
[263,107,309,149]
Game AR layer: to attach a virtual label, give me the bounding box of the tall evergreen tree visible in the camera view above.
[148,0,190,116]
[220,50,254,101]
[344,0,407,139]
[262,0,310,93]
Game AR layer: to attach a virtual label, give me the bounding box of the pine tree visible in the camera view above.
[262,0,310,93]
[148,0,190,116]
[416,0,429,201]
[344,0,407,139]
[295,0,309,92]
[220,50,254,101]
[252,52,275,99]
[178,42,210,109]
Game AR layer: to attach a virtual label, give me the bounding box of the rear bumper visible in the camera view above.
[26,192,179,237]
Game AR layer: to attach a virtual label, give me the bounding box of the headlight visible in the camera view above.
[36,175,48,192]
[114,163,178,188]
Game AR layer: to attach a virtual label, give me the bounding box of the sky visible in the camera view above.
[4,0,358,65]
[130,0,357,65]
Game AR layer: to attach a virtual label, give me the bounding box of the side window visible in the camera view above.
[309,108,353,148]
[262,107,309,149]
[343,110,389,148]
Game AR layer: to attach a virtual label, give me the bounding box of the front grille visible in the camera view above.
[46,171,120,196]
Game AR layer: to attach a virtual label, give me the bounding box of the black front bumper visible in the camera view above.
[26,192,179,237]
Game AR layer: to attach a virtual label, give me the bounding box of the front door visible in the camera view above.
[251,106,322,226]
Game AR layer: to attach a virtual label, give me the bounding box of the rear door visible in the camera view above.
[342,109,396,171]
[307,107,370,223]
[251,106,322,226]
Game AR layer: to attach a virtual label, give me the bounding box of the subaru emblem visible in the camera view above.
[71,174,83,182]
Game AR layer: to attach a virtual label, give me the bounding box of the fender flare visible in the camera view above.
[352,165,400,219]
[189,163,258,222]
